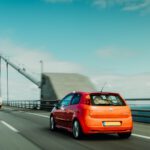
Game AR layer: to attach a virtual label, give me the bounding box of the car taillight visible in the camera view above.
[84,95,91,105]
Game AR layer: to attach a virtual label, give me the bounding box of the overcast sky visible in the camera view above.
[0,0,150,100]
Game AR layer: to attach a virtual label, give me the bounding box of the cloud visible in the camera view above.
[42,0,150,14]
[0,38,83,74]
[1,74,41,100]
[0,38,84,100]
[1,39,149,100]
[97,47,136,59]
[91,72,150,98]
[123,0,150,11]
[92,0,150,14]
[93,0,116,8]
[43,0,73,3]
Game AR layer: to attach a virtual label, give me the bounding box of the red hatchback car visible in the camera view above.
[50,91,133,139]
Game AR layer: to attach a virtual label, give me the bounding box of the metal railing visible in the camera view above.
[126,99,150,123]
[2,99,150,123]
[2,100,58,110]
[130,109,150,123]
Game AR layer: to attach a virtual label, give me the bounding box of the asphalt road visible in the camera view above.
[0,106,149,150]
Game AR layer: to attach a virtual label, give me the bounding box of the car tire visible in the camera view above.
[72,120,82,139]
[50,116,56,131]
[118,132,131,139]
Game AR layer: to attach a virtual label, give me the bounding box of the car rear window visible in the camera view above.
[90,94,126,106]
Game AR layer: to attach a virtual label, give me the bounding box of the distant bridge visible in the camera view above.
[0,54,96,102]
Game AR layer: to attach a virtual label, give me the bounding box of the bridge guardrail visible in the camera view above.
[130,109,150,123]
[2,100,58,110]
[126,98,150,123]
[2,99,150,123]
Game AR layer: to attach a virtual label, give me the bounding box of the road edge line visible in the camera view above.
[132,133,150,140]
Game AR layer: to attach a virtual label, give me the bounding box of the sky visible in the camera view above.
[0,0,150,99]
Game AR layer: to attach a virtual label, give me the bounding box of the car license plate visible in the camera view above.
[103,121,121,126]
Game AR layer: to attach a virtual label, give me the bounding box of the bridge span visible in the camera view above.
[0,106,149,150]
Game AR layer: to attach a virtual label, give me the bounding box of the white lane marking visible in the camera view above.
[3,107,14,111]
[3,107,49,118]
[19,111,24,113]
[132,133,150,140]
[1,121,19,133]
[27,112,49,118]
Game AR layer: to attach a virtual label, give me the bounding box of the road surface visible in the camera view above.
[0,106,149,150]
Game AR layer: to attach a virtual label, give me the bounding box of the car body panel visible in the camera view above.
[53,107,66,127]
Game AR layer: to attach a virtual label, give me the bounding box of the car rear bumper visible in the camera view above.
[80,116,133,134]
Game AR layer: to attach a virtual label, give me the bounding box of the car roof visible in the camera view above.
[70,91,120,95]
[89,92,120,95]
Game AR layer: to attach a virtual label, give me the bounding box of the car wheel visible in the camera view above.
[72,120,82,139]
[50,116,56,131]
[118,132,131,139]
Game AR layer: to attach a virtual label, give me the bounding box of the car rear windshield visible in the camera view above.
[90,94,126,106]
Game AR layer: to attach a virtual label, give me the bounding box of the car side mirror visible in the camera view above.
[54,103,58,109]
